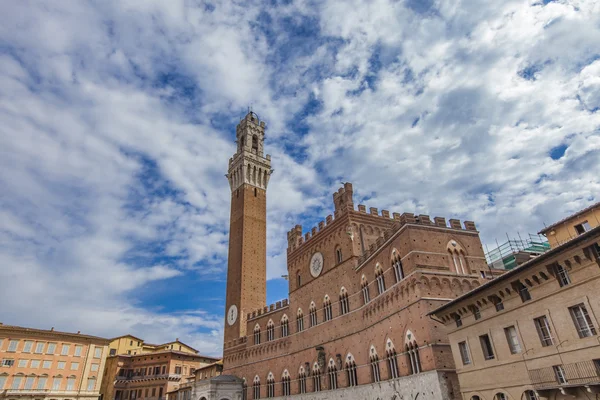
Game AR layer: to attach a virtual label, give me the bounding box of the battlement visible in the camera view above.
[356,214,478,266]
[247,299,289,322]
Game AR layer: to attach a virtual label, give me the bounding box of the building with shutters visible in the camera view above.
[429,208,600,400]
[0,323,109,400]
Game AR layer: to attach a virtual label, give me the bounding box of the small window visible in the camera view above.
[1,359,15,367]
[453,313,463,328]
[58,361,66,369]
[18,359,28,368]
[553,365,567,384]
[336,248,342,264]
[297,274,301,288]
[553,264,571,287]
[524,390,538,400]
[8,340,19,352]
[71,362,80,370]
[504,326,522,354]
[534,316,554,346]
[479,334,495,360]
[43,360,52,368]
[569,303,597,338]
[471,306,481,320]
[61,344,70,356]
[74,345,83,357]
[458,341,471,365]
[515,281,531,302]
[575,221,592,235]
[23,341,33,353]
[494,393,507,400]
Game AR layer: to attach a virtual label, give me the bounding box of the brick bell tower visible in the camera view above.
[224,111,272,345]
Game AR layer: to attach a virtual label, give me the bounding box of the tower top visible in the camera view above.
[227,111,272,192]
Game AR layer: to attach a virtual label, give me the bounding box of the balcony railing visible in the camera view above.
[529,360,600,390]
[0,389,99,396]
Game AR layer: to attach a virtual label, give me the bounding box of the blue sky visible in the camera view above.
[0,0,599,356]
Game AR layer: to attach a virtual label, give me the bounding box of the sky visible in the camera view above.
[0,0,599,357]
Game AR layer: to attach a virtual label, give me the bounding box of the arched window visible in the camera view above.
[327,359,338,390]
[375,264,386,294]
[361,275,370,304]
[470,396,481,400]
[323,296,332,322]
[339,287,349,315]
[386,339,399,379]
[298,366,307,394]
[297,309,304,332]
[369,346,381,383]
[266,373,275,398]
[335,247,343,264]
[392,250,404,282]
[281,370,290,396]
[312,363,321,392]
[281,315,289,337]
[309,302,318,327]
[406,341,421,375]
[254,324,261,345]
[494,393,507,400]
[252,135,259,151]
[447,240,469,274]
[345,354,358,387]
[36,374,48,390]
[253,375,261,399]
[242,378,247,400]
[266,320,275,341]
[524,390,538,400]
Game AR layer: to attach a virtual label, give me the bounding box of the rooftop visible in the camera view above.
[0,323,110,344]
[539,200,600,234]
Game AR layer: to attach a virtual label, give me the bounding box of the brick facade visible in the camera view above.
[221,113,499,399]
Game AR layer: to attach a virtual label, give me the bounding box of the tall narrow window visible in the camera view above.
[345,355,357,387]
[23,341,33,353]
[361,277,370,304]
[87,377,96,391]
[35,342,44,354]
[327,360,338,390]
[312,365,321,392]
[297,274,301,288]
[52,377,62,390]
[266,374,274,398]
[336,248,342,264]
[297,309,304,332]
[553,264,571,287]
[386,341,399,379]
[254,325,261,345]
[298,368,307,394]
[0,375,6,390]
[458,341,471,365]
[553,365,567,384]
[339,288,349,315]
[392,251,404,282]
[525,390,538,400]
[61,344,70,356]
[266,321,275,342]
[281,315,289,337]
[479,334,495,360]
[407,342,421,374]
[47,343,57,354]
[281,371,290,396]
[253,376,261,399]
[534,316,554,346]
[66,376,76,390]
[470,305,481,320]
[36,376,47,390]
[310,305,318,327]
[369,347,381,382]
[453,313,463,328]
[323,296,332,322]
[569,303,597,338]
[375,265,386,294]
[504,326,522,354]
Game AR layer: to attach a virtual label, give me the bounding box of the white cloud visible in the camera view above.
[0,0,599,356]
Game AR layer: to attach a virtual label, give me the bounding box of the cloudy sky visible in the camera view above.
[1,0,599,356]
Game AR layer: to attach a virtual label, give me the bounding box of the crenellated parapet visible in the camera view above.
[246,299,289,322]
[356,213,478,266]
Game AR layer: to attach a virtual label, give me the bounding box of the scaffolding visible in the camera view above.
[484,233,551,270]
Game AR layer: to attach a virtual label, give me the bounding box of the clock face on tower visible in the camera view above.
[310,252,324,278]
[227,305,238,326]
